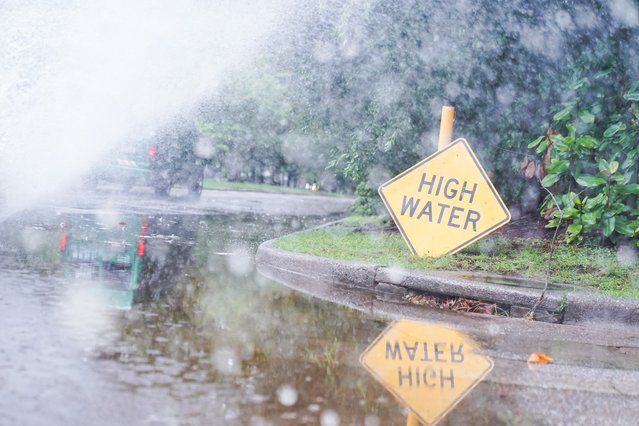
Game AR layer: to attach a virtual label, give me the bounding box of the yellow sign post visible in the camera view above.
[360,320,493,425]
[378,138,511,257]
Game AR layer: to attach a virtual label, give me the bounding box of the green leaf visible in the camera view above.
[527,136,544,149]
[615,218,636,237]
[614,183,639,196]
[584,193,607,210]
[563,207,579,218]
[567,223,583,235]
[609,161,619,174]
[603,216,615,237]
[575,175,606,187]
[612,173,632,185]
[545,219,560,228]
[578,109,595,124]
[593,69,612,80]
[599,159,620,176]
[550,134,572,151]
[550,209,563,219]
[581,212,599,226]
[603,123,626,138]
[546,159,569,174]
[564,192,581,207]
[622,150,637,169]
[624,90,639,102]
[553,104,574,122]
[569,78,588,90]
[577,135,597,149]
[609,201,630,215]
[541,173,560,187]
[535,139,549,154]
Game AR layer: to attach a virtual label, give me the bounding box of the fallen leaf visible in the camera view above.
[543,207,557,220]
[544,128,556,165]
[527,352,554,364]
[524,160,536,179]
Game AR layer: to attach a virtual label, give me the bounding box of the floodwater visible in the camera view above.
[0,189,404,426]
[1,189,638,426]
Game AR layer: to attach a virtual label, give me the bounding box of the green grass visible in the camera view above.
[203,179,341,196]
[273,219,639,298]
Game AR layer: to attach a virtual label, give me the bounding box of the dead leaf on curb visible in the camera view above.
[527,352,554,364]
[404,294,497,315]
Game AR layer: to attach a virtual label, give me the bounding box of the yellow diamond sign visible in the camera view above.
[378,138,511,257]
[360,320,493,425]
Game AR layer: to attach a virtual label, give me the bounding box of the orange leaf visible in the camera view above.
[527,352,554,364]
[524,160,536,179]
[543,207,557,220]
[520,155,529,173]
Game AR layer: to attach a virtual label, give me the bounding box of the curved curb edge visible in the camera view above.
[256,239,639,329]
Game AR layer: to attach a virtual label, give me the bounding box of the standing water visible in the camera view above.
[0,195,404,425]
[3,1,639,424]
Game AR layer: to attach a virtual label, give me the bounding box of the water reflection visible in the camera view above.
[264,267,639,426]
[0,209,406,425]
[58,213,200,308]
[5,207,638,425]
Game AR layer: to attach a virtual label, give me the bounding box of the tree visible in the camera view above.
[200,0,639,232]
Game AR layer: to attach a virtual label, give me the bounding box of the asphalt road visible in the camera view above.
[37,185,354,217]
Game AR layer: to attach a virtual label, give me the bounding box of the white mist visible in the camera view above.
[0,0,285,219]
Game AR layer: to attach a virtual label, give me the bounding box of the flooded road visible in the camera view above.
[0,189,404,425]
[1,189,638,425]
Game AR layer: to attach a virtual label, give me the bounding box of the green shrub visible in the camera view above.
[350,183,380,216]
[529,72,639,245]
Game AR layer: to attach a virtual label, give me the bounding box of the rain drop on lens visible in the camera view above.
[276,384,298,407]
[320,409,340,426]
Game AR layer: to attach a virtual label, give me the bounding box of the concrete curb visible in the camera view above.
[256,239,639,328]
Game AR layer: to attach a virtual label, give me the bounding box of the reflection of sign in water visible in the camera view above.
[360,320,493,425]
[378,138,510,257]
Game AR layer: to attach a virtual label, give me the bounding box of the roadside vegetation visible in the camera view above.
[273,217,639,298]
[196,1,638,251]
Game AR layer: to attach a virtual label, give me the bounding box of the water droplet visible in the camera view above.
[320,409,340,426]
[617,244,637,267]
[226,245,254,276]
[276,384,298,407]
[212,346,240,375]
[364,415,381,426]
[609,0,639,27]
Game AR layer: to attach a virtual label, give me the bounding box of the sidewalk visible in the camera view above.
[256,239,639,329]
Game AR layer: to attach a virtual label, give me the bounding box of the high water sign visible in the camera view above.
[378,138,510,257]
[360,320,493,425]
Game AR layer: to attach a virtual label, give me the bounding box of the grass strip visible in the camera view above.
[273,220,639,299]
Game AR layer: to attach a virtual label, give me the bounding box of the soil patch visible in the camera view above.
[493,213,556,240]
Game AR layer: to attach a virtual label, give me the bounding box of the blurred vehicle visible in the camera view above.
[87,121,208,198]
[59,213,199,308]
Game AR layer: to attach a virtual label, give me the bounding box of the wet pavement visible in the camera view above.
[257,242,639,425]
[1,188,402,426]
[1,187,638,425]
